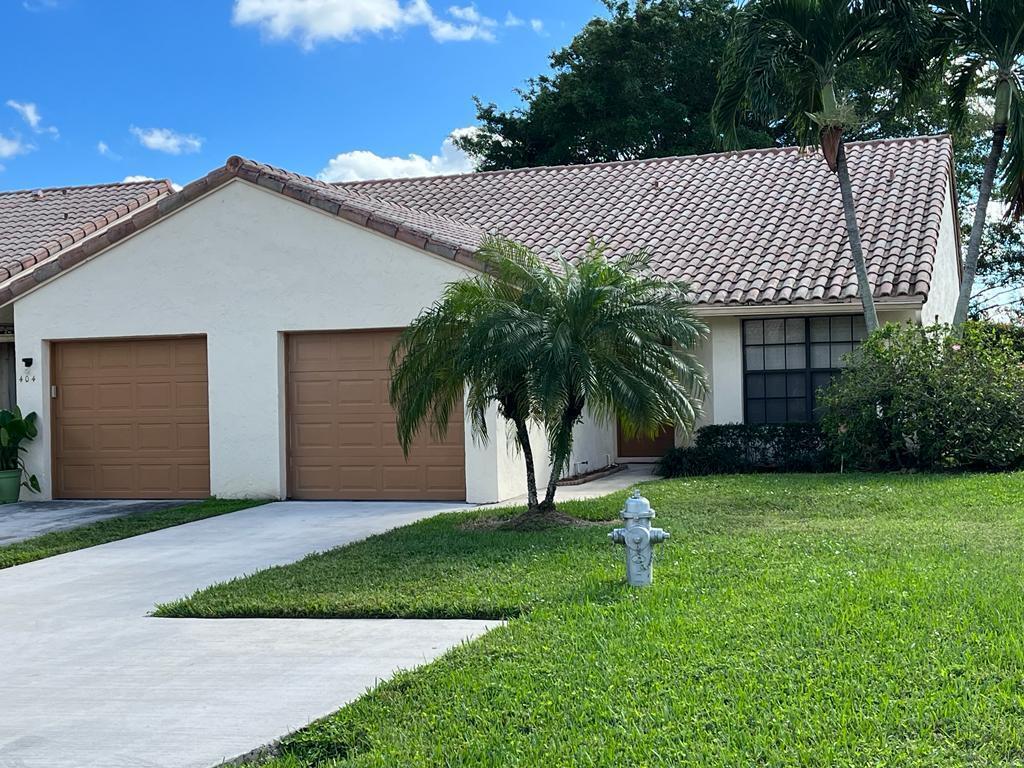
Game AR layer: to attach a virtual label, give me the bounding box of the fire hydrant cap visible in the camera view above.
[623,489,654,520]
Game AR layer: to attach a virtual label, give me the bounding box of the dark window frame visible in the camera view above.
[741,315,865,424]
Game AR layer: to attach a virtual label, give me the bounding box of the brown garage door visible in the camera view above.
[286,330,465,501]
[52,337,210,499]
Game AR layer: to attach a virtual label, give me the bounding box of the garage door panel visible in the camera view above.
[293,464,336,493]
[381,464,423,491]
[287,330,465,501]
[178,465,211,494]
[426,464,464,492]
[338,422,379,448]
[59,384,95,411]
[96,424,135,451]
[177,423,210,450]
[96,343,132,369]
[134,343,174,368]
[96,383,133,410]
[339,465,380,492]
[53,337,210,499]
[99,464,133,492]
[338,379,377,405]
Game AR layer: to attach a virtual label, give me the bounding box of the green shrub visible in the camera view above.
[656,423,828,477]
[818,321,1024,471]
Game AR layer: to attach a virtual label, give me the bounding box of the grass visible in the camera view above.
[162,473,1024,767]
[0,498,267,568]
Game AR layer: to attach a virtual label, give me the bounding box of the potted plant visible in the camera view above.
[0,407,40,503]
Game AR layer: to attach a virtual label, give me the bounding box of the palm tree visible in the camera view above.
[922,0,1024,326]
[390,237,708,517]
[713,0,884,331]
[518,243,707,511]
[390,241,544,508]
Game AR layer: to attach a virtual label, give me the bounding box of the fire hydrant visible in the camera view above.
[609,490,669,587]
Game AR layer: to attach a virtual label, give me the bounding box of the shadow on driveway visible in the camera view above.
[0,499,186,544]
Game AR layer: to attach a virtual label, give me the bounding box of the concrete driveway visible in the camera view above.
[0,499,187,544]
[0,501,495,768]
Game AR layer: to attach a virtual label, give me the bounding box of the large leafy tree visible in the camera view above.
[456,0,776,171]
[390,238,707,517]
[713,0,886,331]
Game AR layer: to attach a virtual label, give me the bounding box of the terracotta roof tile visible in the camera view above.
[342,135,955,306]
[0,179,172,286]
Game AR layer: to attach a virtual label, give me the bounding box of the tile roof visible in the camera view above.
[0,158,488,307]
[0,136,955,310]
[341,135,956,306]
[0,180,171,285]
[230,158,487,258]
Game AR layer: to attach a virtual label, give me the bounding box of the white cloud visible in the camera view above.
[447,4,494,26]
[504,11,523,27]
[130,126,203,155]
[0,133,31,159]
[22,0,63,11]
[318,127,476,182]
[232,0,496,48]
[6,101,40,129]
[6,100,58,137]
[529,18,543,33]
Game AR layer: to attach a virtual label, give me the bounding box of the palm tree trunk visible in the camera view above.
[952,77,1012,328]
[511,416,539,510]
[835,138,880,332]
[540,402,583,510]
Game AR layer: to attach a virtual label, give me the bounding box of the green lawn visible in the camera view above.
[0,498,267,569]
[162,473,1024,767]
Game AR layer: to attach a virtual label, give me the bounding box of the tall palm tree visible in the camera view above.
[390,237,708,517]
[923,0,1024,326]
[713,0,884,331]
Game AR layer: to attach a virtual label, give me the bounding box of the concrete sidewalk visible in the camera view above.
[0,501,495,768]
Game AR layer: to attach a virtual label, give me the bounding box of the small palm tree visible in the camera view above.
[922,0,1024,326]
[713,0,884,331]
[390,244,544,508]
[517,243,707,511]
[390,237,708,518]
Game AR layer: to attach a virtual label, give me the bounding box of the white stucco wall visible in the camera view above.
[13,180,521,503]
[706,316,745,426]
[567,406,616,478]
[921,182,962,325]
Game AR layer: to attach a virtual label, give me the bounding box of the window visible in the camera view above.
[743,315,866,424]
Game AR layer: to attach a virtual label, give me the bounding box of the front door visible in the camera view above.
[617,421,675,461]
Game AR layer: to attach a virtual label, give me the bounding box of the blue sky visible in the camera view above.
[2,0,601,190]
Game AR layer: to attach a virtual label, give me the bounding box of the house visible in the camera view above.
[0,135,959,503]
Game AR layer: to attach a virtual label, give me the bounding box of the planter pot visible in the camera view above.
[0,469,22,504]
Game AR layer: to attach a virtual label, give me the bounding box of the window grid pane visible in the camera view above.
[744,316,866,425]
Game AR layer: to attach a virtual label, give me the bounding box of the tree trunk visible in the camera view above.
[952,77,1012,329]
[541,402,583,510]
[835,138,880,332]
[512,416,539,510]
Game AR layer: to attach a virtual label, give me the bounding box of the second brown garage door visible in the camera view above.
[286,330,465,500]
[52,336,210,499]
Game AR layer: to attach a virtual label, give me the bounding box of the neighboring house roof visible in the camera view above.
[0,180,172,286]
[0,135,956,309]
[342,135,955,306]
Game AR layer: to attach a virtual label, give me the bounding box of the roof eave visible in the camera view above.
[693,296,925,317]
